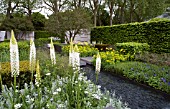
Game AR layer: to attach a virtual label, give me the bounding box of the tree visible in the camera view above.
[45,8,92,43]
[0,0,20,19]
[0,17,34,39]
[31,12,46,30]
[105,0,117,25]
[67,0,88,9]
[19,0,43,19]
[88,0,105,27]
[43,0,68,14]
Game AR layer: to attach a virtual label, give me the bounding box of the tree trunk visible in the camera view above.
[6,0,12,19]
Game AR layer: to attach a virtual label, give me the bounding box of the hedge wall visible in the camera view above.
[91,20,170,53]
[34,31,65,42]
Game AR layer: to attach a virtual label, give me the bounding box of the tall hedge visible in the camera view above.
[91,20,170,53]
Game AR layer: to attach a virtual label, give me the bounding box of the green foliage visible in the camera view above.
[92,51,131,68]
[46,8,92,43]
[0,17,34,32]
[94,44,110,51]
[32,12,46,30]
[34,38,51,47]
[0,41,29,62]
[35,31,54,39]
[0,48,129,109]
[62,45,98,57]
[91,20,170,53]
[112,62,170,93]
[0,61,31,89]
[116,42,150,55]
[34,31,64,42]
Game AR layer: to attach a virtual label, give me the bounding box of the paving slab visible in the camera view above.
[80,57,93,65]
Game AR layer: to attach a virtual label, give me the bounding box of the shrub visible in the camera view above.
[62,45,98,57]
[34,38,51,47]
[0,61,32,89]
[34,31,65,42]
[91,20,170,53]
[0,41,29,62]
[94,44,110,51]
[115,42,150,55]
[92,51,131,68]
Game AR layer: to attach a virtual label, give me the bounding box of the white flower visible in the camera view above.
[56,88,61,92]
[53,92,58,95]
[92,94,101,100]
[95,52,101,74]
[14,103,22,109]
[10,30,19,77]
[29,38,36,72]
[84,91,89,94]
[50,38,56,65]
[45,73,51,76]
[72,45,80,71]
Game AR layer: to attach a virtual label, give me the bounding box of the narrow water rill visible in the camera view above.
[81,65,170,109]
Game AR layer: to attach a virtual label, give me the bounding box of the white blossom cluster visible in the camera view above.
[69,38,80,71]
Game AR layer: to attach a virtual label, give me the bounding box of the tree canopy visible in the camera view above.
[45,8,92,43]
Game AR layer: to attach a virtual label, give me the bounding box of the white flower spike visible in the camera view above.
[95,52,101,74]
[50,38,56,65]
[10,30,19,77]
[69,37,74,66]
[29,37,36,72]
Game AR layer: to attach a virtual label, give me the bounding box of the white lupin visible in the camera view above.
[10,30,19,77]
[50,38,56,65]
[95,52,101,74]
[35,60,41,87]
[73,45,80,71]
[69,37,74,66]
[29,38,36,72]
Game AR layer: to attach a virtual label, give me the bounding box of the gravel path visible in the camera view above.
[81,65,170,109]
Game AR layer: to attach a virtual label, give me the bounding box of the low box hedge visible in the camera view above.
[115,42,150,55]
[0,61,32,89]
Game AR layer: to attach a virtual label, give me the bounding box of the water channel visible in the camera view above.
[81,65,170,109]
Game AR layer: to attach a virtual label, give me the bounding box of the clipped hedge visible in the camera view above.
[34,38,51,47]
[0,61,32,89]
[91,20,170,53]
[0,41,30,62]
[34,31,65,42]
[116,42,150,55]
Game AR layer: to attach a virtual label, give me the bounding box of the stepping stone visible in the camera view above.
[80,57,93,65]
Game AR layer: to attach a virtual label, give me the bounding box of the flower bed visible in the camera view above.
[62,44,98,57]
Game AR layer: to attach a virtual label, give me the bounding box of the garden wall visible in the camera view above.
[91,21,170,53]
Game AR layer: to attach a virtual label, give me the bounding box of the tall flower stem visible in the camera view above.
[50,38,56,65]
[29,38,36,83]
[95,52,101,85]
[0,62,2,89]
[10,30,19,108]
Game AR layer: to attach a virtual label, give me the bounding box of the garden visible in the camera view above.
[0,31,130,109]
[0,19,170,109]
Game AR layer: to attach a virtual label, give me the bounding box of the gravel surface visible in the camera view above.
[81,66,170,109]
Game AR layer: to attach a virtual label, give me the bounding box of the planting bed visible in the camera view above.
[82,65,170,109]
